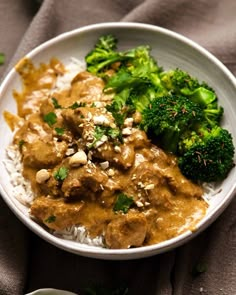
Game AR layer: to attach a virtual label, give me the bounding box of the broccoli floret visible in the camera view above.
[95,34,117,51]
[87,35,167,113]
[141,94,204,152]
[125,46,161,81]
[85,34,130,75]
[160,68,214,97]
[124,46,167,101]
[203,103,224,127]
[160,68,223,127]
[104,45,166,113]
[161,68,200,92]
[178,126,235,182]
[105,68,148,96]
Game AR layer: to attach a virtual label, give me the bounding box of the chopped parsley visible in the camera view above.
[54,167,68,181]
[0,53,5,65]
[106,103,126,127]
[113,193,134,214]
[69,101,86,109]
[43,112,57,127]
[94,126,106,139]
[55,127,65,136]
[89,126,106,149]
[89,126,122,149]
[44,215,56,223]
[18,139,25,151]
[51,97,62,109]
[107,127,121,139]
[112,111,126,127]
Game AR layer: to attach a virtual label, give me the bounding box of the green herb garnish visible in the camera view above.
[43,112,57,127]
[69,101,86,109]
[89,126,106,149]
[106,103,126,127]
[89,126,122,149]
[107,126,123,143]
[54,167,68,181]
[19,139,25,151]
[107,127,121,139]
[113,193,134,214]
[45,215,56,223]
[0,53,5,65]
[55,127,65,136]
[52,97,62,109]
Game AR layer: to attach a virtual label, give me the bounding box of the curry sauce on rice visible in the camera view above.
[4,57,208,249]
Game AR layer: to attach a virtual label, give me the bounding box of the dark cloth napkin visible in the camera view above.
[0,0,236,294]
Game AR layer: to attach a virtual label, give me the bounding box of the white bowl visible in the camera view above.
[26,289,77,295]
[0,22,236,260]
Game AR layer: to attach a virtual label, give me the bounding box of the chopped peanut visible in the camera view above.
[69,150,87,167]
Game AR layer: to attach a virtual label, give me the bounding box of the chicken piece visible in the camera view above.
[22,139,67,169]
[93,143,135,169]
[38,172,62,198]
[62,107,114,140]
[125,129,151,149]
[105,212,147,249]
[30,196,84,230]
[70,71,112,103]
[128,161,173,209]
[14,113,53,144]
[13,112,67,169]
[127,145,203,210]
[61,107,94,135]
[98,177,123,207]
[158,167,203,198]
[61,163,108,199]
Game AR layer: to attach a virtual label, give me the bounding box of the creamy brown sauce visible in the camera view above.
[5,58,208,249]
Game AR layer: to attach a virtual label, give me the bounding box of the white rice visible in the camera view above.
[55,57,86,91]
[4,145,34,206]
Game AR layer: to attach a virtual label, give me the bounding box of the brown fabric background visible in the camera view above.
[0,0,235,294]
